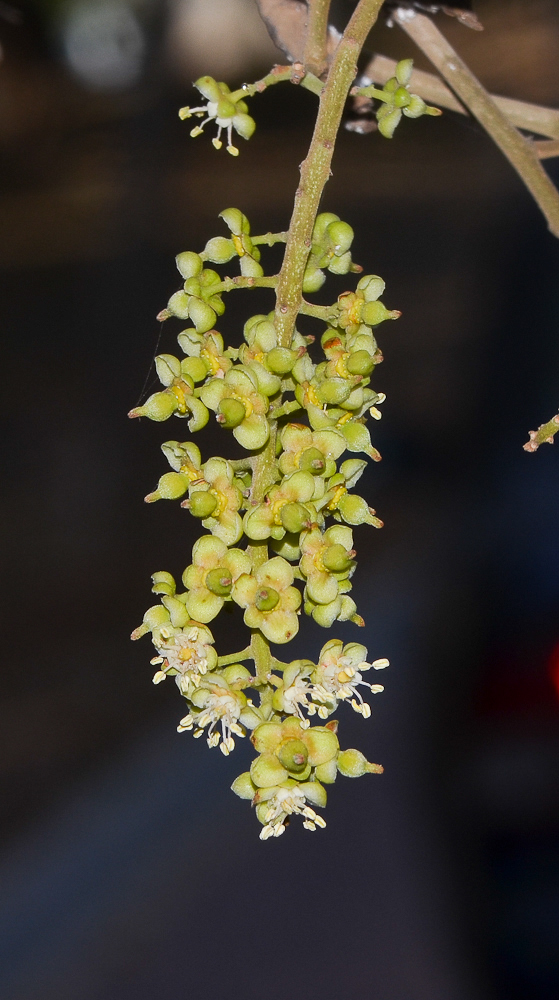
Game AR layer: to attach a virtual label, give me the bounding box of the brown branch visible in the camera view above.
[523,414,559,452]
[362,53,559,140]
[392,8,559,238]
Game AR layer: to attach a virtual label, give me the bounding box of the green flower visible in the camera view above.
[279,423,346,478]
[337,275,401,336]
[243,471,317,542]
[232,556,301,644]
[299,524,355,605]
[199,367,271,450]
[179,77,256,156]
[184,457,245,545]
[177,329,233,379]
[303,590,362,628]
[182,535,251,623]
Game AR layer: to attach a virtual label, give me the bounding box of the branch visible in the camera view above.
[362,53,559,141]
[303,0,332,77]
[274,0,386,349]
[393,8,559,239]
[523,413,559,452]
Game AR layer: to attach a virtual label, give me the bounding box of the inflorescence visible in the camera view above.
[131,59,438,839]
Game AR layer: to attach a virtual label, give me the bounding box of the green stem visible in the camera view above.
[233,66,324,100]
[212,274,278,295]
[303,0,332,78]
[251,231,288,246]
[217,647,253,666]
[523,413,559,452]
[273,0,386,349]
[299,300,339,322]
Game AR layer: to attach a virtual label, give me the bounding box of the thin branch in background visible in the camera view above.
[392,7,559,238]
[362,53,559,142]
[523,414,559,453]
[534,139,559,161]
[303,0,331,77]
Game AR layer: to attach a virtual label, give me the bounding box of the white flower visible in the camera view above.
[177,689,246,756]
[259,785,326,840]
[309,641,388,718]
[151,625,216,696]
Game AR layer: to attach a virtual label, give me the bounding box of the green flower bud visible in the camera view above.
[180,356,208,383]
[188,491,219,518]
[357,274,385,301]
[327,251,352,275]
[322,542,353,573]
[240,255,264,278]
[337,494,382,527]
[183,277,202,296]
[128,391,178,422]
[221,664,252,686]
[312,212,340,243]
[234,113,256,140]
[188,297,217,333]
[231,771,256,799]
[346,350,374,376]
[250,753,289,788]
[251,722,283,753]
[217,397,246,428]
[194,75,222,102]
[377,106,402,138]
[219,207,250,236]
[396,58,413,87]
[205,567,233,596]
[280,502,311,534]
[202,237,236,263]
[299,779,327,808]
[145,471,189,503]
[299,447,326,475]
[176,251,203,279]
[167,290,191,319]
[314,758,338,784]
[337,749,384,777]
[155,354,181,386]
[361,300,401,326]
[255,587,280,612]
[161,594,190,628]
[151,571,176,596]
[278,739,309,774]
[266,347,298,375]
[393,86,411,108]
[302,267,325,294]
[304,727,338,765]
[326,220,354,254]
[316,378,352,405]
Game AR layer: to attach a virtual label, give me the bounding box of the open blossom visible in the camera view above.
[179,76,255,156]
[309,640,388,717]
[151,624,218,697]
[178,687,247,756]
[257,784,327,839]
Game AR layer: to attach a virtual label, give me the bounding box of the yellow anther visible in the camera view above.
[326,485,347,510]
[334,353,351,379]
[200,347,222,375]
[170,384,188,414]
[230,391,253,418]
[336,411,353,427]
[232,234,245,256]
[209,488,228,517]
[303,382,322,408]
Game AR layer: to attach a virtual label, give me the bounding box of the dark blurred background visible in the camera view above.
[1,1,559,998]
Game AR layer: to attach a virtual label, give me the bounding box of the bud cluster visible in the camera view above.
[130,202,397,837]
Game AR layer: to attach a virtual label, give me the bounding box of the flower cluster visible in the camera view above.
[356,58,442,138]
[130,201,396,837]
